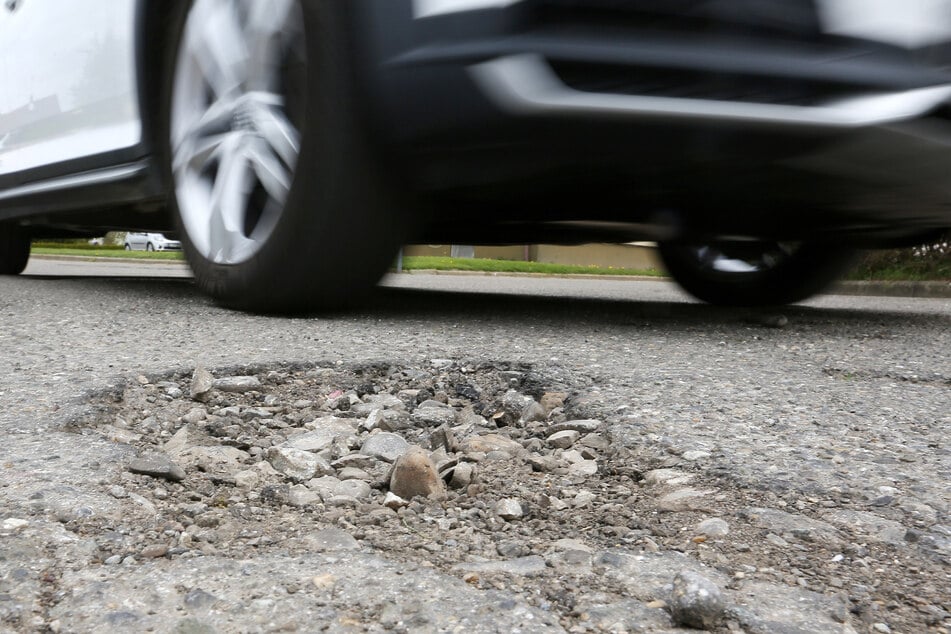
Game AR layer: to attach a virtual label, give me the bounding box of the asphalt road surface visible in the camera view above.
[1,257,948,632]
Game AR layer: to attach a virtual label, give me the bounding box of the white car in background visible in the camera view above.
[124,232,181,252]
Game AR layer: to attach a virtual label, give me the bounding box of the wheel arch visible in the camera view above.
[133,0,184,194]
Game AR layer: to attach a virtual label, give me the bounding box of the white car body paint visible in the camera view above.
[0,0,140,176]
[817,0,951,48]
[413,0,523,19]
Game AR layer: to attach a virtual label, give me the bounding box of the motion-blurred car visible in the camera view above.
[1,1,950,310]
[124,232,182,252]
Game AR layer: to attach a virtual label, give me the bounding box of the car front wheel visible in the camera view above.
[0,223,30,275]
[164,0,404,312]
[657,240,857,306]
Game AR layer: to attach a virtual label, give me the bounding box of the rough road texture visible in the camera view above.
[0,271,948,633]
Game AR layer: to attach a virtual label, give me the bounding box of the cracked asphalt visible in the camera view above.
[0,259,948,632]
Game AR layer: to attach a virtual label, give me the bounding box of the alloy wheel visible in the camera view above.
[170,0,305,265]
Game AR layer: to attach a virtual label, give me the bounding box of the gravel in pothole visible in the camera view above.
[61,361,950,633]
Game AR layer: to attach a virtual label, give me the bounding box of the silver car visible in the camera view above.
[1,1,950,311]
[123,232,182,252]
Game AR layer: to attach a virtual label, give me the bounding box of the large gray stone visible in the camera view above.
[389,446,446,500]
[212,376,262,393]
[361,433,410,463]
[129,455,186,482]
[669,569,725,630]
[189,367,214,401]
[266,447,331,483]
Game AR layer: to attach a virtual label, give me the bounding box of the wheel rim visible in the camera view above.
[690,241,800,275]
[170,0,305,265]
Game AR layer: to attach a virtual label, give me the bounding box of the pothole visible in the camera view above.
[64,360,949,633]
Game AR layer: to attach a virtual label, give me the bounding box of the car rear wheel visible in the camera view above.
[0,223,30,275]
[146,243,155,252]
[657,240,856,306]
[124,243,132,251]
[164,0,404,312]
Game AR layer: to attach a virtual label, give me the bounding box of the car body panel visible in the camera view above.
[0,0,141,178]
[0,0,948,249]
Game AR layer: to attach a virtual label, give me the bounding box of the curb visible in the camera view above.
[399,269,951,298]
[30,255,951,299]
[832,280,951,299]
[398,268,664,283]
[32,254,187,265]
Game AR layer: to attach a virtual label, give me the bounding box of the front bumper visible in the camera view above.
[355,0,951,241]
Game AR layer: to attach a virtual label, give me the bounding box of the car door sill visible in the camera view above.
[0,162,150,203]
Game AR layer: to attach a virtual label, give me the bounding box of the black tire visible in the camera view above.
[161,1,406,313]
[124,243,132,251]
[0,223,30,275]
[146,243,155,252]
[657,241,857,306]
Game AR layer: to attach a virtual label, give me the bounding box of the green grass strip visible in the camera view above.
[29,247,948,280]
[32,247,185,261]
[846,266,951,282]
[399,256,663,277]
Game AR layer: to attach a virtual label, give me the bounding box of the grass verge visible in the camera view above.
[398,256,664,277]
[31,247,185,261]
[29,245,949,281]
[847,249,950,281]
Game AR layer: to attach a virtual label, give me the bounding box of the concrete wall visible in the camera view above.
[403,243,661,271]
[532,243,661,271]
[403,245,527,260]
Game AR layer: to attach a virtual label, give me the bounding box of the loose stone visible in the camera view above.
[449,462,475,490]
[569,460,598,477]
[129,455,186,482]
[361,410,385,432]
[669,569,725,630]
[288,485,321,507]
[334,479,372,500]
[213,376,262,393]
[539,392,567,414]
[657,488,715,512]
[411,402,457,427]
[189,367,214,401]
[383,492,408,510]
[643,469,694,486]
[572,491,597,508]
[388,446,446,500]
[579,434,610,451]
[430,424,457,453]
[460,434,523,456]
[547,430,580,449]
[140,544,168,558]
[304,529,360,552]
[362,433,411,463]
[697,518,730,538]
[266,447,331,483]
[520,400,547,424]
[1,518,28,531]
[495,498,524,520]
[337,467,371,481]
[182,408,206,425]
[547,420,602,434]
